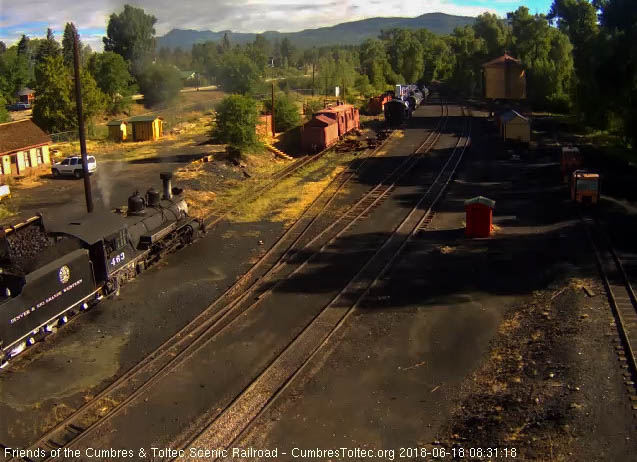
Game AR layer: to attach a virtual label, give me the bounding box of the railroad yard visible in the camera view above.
[1,96,637,462]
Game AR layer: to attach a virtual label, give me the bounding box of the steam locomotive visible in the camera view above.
[384,84,428,127]
[0,173,204,367]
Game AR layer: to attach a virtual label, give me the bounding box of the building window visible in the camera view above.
[36,147,43,165]
[23,151,31,167]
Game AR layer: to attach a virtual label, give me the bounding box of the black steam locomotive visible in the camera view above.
[384,99,412,127]
[0,173,204,367]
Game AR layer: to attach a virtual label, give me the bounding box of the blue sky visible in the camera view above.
[0,0,555,51]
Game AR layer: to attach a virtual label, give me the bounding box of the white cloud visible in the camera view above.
[2,0,499,50]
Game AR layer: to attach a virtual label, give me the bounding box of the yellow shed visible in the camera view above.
[499,110,531,143]
[129,115,163,142]
[107,120,128,141]
[482,54,527,100]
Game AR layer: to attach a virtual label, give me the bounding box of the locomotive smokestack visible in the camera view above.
[160,172,173,200]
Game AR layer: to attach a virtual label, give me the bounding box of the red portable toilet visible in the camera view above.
[465,196,496,238]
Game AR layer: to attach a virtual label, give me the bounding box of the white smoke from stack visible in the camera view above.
[95,160,124,208]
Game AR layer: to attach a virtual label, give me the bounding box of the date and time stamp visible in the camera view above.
[5,445,519,460]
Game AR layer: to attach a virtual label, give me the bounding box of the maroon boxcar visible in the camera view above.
[316,104,356,137]
[301,115,339,152]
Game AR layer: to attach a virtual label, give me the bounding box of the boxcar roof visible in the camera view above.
[307,115,337,126]
[45,210,127,244]
[317,104,353,114]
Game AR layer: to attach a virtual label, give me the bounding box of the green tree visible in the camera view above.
[0,42,6,54]
[137,62,182,107]
[473,13,510,58]
[508,7,575,110]
[246,35,269,73]
[62,23,77,67]
[217,52,262,94]
[192,42,220,83]
[416,31,455,82]
[385,29,424,83]
[0,96,10,123]
[595,0,637,144]
[212,94,259,149]
[32,54,74,132]
[221,33,231,52]
[264,93,300,132]
[360,39,391,91]
[88,51,134,113]
[449,26,487,95]
[35,28,61,65]
[280,38,296,67]
[304,99,324,118]
[17,35,29,57]
[355,74,374,98]
[0,47,30,101]
[73,69,107,125]
[549,0,604,123]
[103,4,157,72]
[88,51,134,97]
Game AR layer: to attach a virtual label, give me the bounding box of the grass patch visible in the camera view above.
[0,203,17,221]
[226,149,357,224]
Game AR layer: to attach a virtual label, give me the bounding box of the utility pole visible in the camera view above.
[311,62,315,97]
[72,23,93,213]
[271,82,275,137]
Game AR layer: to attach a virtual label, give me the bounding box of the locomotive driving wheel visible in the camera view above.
[181,225,194,245]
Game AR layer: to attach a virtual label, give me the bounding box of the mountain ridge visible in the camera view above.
[157,12,475,50]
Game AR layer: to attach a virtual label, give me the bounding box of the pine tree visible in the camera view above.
[62,23,77,67]
[17,35,29,56]
[35,28,61,64]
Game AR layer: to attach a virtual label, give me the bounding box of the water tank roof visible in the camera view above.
[482,53,522,67]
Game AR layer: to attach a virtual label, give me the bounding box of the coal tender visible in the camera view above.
[0,173,204,367]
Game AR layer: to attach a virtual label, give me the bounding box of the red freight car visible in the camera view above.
[315,104,359,137]
[368,93,392,115]
[301,104,360,153]
[301,115,339,152]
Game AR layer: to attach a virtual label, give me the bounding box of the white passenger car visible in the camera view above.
[51,156,97,179]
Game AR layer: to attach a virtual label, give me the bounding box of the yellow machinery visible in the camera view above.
[571,170,600,205]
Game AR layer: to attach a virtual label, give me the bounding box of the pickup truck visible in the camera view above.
[51,156,97,179]
[5,102,31,111]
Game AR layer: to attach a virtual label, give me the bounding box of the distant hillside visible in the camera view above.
[157,12,475,50]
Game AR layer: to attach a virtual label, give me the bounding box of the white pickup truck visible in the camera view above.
[51,156,97,179]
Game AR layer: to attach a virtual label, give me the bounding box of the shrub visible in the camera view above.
[264,93,301,132]
[212,94,259,149]
[137,63,183,107]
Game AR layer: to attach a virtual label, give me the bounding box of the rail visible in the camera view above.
[175,105,471,457]
[3,100,445,462]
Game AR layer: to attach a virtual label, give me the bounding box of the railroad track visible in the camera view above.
[3,101,448,462]
[202,135,359,228]
[584,217,637,391]
[175,107,472,460]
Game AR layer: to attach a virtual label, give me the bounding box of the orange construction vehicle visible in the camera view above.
[571,170,600,205]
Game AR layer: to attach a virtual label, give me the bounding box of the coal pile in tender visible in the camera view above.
[5,225,52,274]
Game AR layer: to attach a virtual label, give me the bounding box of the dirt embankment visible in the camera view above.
[438,273,637,461]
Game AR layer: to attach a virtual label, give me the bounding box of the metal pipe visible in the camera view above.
[160,172,173,200]
[72,23,93,213]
